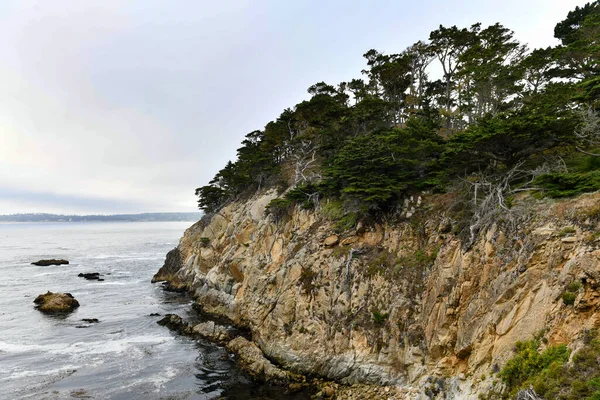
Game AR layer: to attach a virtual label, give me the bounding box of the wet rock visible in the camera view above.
[81,318,99,323]
[192,320,232,343]
[226,337,299,385]
[78,272,102,280]
[160,282,188,292]
[34,291,79,313]
[32,259,69,266]
[149,313,161,317]
[156,313,193,335]
[151,248,183,283]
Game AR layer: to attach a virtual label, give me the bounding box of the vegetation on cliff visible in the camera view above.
[484,331,600,400]
[196,1,600,230]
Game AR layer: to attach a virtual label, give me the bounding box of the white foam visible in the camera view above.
[0,335,173,358]
[0,364,80,382]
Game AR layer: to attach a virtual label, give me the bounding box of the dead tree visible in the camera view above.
[575,107,600,156]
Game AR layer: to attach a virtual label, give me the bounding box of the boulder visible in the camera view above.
[323,235,339,247]
[32,259,69,266]
[34,291,79,313]
[157,313,193,335]
[192,320,232,343]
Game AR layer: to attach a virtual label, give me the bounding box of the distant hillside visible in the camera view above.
[0,212,203,222]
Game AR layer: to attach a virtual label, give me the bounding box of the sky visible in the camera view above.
[0,0,590,215]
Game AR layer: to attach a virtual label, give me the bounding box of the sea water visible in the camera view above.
[0,222,308,400]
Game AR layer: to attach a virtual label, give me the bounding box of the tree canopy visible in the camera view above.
[195,2,600,219]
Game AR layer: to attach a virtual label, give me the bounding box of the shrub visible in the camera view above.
[322,200,359,232]
[563,291,577,305]
[499,339,570,395]
[372,310,389,325]
[558,226,577,237]
[265,198,292,220]
[322,200,345,220]
[568,281,582,292]
[533,171,600,198]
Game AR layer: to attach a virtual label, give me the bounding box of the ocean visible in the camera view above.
[0,222,307,400]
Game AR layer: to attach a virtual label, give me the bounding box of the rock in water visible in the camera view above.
[33,291,80,313]
[78,272,102,280]
[156,313,193,335]
[32,259,69,266]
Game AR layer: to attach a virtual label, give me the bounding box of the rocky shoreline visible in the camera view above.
[154,310,414,399]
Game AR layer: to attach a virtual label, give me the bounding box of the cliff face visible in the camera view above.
[154,190,600,398]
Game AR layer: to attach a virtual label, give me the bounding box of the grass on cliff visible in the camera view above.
[486,331,600,399]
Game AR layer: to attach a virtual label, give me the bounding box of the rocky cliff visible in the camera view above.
[153,190,600,398]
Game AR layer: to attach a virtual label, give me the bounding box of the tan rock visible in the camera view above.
[34,291,79,313]
[155,190,600,399]
[340,236,358,246]
[561,236,578,243]
[323,235,339,247]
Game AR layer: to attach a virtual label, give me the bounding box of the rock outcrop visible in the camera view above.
[34,291,80,313]
[153,190,600,398]
[32,259,69,266]
[78,272,104,281]
[227,336,301,384]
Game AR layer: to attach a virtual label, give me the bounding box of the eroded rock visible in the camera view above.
[156,313,193,335]
[226,337,298,384]
[192,320,232,343]
[34,291,79,313]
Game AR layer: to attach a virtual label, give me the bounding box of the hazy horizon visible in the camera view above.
[0,0,589,215]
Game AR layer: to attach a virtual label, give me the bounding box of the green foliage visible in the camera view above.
[195,185,228,214]
[322,200,345,220]
[533,171,600,198]
[265,198,293,220]
[194,1,599,240]
[325,118,443,213]
[499,339,570,394]
[371,310,389,325]
[445,104,576,174]
[321,200,359,232]
[563,291,577,305]
[558,226,577,237]
[494,333,600,400]
[562,280,581,305]
[284,183,322,210]
[568,281,582,292]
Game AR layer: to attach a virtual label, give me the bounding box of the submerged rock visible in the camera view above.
[81,318,99,323]
[34,291,79,313]
[78,272,102,281]
[32,259,69,266]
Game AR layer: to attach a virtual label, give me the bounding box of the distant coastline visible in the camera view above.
[0,212,202,223]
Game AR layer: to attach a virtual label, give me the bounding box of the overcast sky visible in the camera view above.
[0,0,589,215]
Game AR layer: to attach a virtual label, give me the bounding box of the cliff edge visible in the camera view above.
[153,190,600,398]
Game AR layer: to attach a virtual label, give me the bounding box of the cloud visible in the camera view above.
[0,0,590,214]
